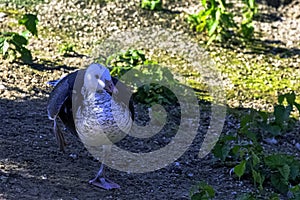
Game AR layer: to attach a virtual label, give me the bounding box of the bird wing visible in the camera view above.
[47,70,82,151]
[47,70,79,120]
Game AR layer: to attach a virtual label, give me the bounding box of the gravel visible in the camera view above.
[0,0,299,199]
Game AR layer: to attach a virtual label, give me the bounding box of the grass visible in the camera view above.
[211,47,300,111]
[1,0,299,113]
[0,0,44,7]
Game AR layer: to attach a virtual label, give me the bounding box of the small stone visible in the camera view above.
[69,153,78,159]
[0,12,7,19]
[263,137,278,145]
[187,173,193,177]
[296,143,300,151]
[41,175,47,180]
[0,84,6,90]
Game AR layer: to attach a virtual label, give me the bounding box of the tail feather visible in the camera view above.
[47,80,60,87]
[53,119,66,152]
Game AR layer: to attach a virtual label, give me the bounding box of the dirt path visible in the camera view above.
[1,0,300,199]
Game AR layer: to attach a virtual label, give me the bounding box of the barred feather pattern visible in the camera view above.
[75,89,132,148]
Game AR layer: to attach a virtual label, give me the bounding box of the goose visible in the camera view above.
[47,63,134,189]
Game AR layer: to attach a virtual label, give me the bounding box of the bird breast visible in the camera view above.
[75,90,132,147]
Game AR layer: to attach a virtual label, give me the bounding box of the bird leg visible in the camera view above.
[89,145,120,190]
[53,119,66,152]
[89,163,120,190]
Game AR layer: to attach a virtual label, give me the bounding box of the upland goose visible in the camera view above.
[47,63,134,189]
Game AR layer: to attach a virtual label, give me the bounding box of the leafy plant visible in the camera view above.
[190,181,215,200]
[264,154,300,194]
[187,0,236,45]
[187,0,257,45]
[103,49,178,106]
[0,13,38,63]
[130,64,179,106]
[240,0,257,39]
[141,0,162,11]
[237,192,280,200]
[263,92,299,137]
[236,192,256,200]
[107,49,146,78]
[237,92,299,141]
[212,92,300,195]
[289,184,300,199]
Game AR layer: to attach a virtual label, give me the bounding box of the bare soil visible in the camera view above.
[0,0,300,199]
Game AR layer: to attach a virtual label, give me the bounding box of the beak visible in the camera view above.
[104,79,118,94]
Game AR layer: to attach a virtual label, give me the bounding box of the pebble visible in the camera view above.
[0,12,7,19]
[69,153,78,159]
[0,84,6,90]
[263,137,278,145]
[296,143,300,151]
[187,172,193,177]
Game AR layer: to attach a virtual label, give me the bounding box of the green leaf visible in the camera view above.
[200,182,215,198]
[241,23,254,39]
[278,94,285,104]
[236,193,256,200]
[264,124,281,136]
[196,22,207,32]
[249,0,256,9]
[212,142,231,161]
[264,155,282,169]
[191,193,203,200]
[206,33,217,46]
[240,114,252,127]
[21,30,30,38]
[208,19,219,36]
[141,0,162,11]
[18,14,38,36]
[285,92,296,105]
[289,185,300,199]
[201,0,207,8]
[19,47,33,64]
[251,151,260,167]
[218,0,226,11]
[289,161,300,181]
[243,130,258,143]
[234,160,246,179]
[190,181,215,200]
[215,7,221,21]
[269,193,280,200]
[264,154,294,169]
[258,111,268,122]
[11,33,28,46]
[252,169,264,190]
[270,173,289,194]
[278,164,290,181]
[274,105,290,125]
[231,145,241,157]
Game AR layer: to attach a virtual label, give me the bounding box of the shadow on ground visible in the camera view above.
[0,95,258,199]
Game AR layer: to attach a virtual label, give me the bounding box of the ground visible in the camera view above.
[0,0,300,199]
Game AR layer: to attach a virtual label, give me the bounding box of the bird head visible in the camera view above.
[84,63,118,94]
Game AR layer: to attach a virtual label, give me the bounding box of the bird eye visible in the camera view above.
[95,75,100,79]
